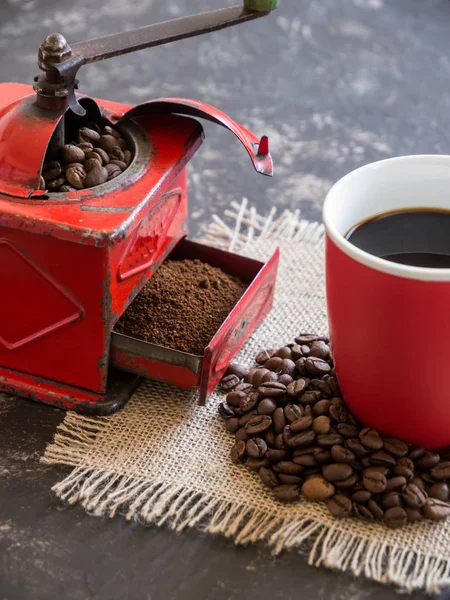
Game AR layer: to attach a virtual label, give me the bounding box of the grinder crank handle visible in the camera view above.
[37,1,279,116]
[118,98,273,176]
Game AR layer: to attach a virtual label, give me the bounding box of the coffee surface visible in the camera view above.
[115,259,247,354]
[346,209,450,268]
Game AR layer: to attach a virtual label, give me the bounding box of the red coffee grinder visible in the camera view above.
[0,1,280,413]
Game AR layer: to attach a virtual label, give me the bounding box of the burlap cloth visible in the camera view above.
[43,200,450,594]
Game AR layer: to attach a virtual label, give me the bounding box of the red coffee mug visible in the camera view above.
[323,155,450,450]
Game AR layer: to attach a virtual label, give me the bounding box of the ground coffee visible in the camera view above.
[219,335,450,528]
[115,259,247,354]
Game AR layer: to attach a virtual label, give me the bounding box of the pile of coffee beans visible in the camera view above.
[40,122,132,192]
[219,334,450,528]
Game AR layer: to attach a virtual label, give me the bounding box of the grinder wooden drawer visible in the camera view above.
[110,238,279,403]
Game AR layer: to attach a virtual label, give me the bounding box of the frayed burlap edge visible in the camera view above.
[42,200,450,595]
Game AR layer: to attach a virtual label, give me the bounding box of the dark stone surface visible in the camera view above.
[1,0,450,598]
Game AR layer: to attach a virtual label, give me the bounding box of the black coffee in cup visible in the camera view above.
[346,209,450,268]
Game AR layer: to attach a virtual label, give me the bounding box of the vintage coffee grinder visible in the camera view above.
[0,1,280,413]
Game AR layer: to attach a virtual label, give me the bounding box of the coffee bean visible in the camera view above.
[103,125,121,138]
[423,498,450,520]
[351,490,372,504]
[86,157,104,172]
[408,447,426,462]
[97,134,119,153]
[60,144,85,164]
[235,428,249,442]
[235,382,253,394]
[345,438,369,457]
[273,484,300,503]
[218,402,235,419]
[295,334,327,345]
[370,451,396,467]
[322,463,353,482]
[334,473,359,489]
[284,404,303,423]
[429,482,450,501]
[230,440,246,463]
[287,379,308,398]
[240,392,259,413]
[290,345,304,360]
[251,368,270,388]
[363,470,387,493]
[278,474,303,485]
[368,499,384,519]
[239,410,258,427]
[312,400,331,416]
[275,433,286,450]
[329,404,348,423]
[299,391,321,406]
[264,428,276,447]
[392,466,414,482]
[244,369,257,384]
[312,416,330,435]
[397,457,414,471]
[79,127,101,143]
[274,346,292,360]
[78,142,94,154]
[329,445,354,464]
[255,349,275,364]
[273,408,287,434]
[327,494,352,518]
[411,476,426,491]
[265,356,284,371]
[293,454,317,467]
[317,433,343,448]
[431,461,450,480]
[47,177,66,190]
[384,507,407,528]
[247,438,268,459]
[246,458,270,471]
[309,378,332,396]
[354,504,374,521]
[84,165,108,188]
[309,341,330,359]
[337,423,360,438]
[359,427,383,450]
[227,363,247,379]
[278,461,304,475]
[383,438,409,458]
[279,359,296,376]
[313,448,331,464]
[245,415,272,435]
[259,382,286,398]
[384,476,407,493]
[42,160,62,181]
[288,430,316,450]
[405,507,424,522]
[381,492,403,510]
[259,467,279,489]
[278,374,293,386]
[66,165,86,189]
[221,374,240,391]
[417,452,441,470]
[266,449,291,462]
[225,417,240,434]
[295,357,308,375]
[110,146,125,162]
[402,483,426,507]
[258,398,277,415]
[301,476,335,501]
[290,416,313,433]
[226,391,245,408]
[305,357,331,376]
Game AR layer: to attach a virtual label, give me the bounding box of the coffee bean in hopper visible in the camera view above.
[218,335,450,528]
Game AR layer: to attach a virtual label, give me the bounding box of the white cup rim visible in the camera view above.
[323,154,450,282]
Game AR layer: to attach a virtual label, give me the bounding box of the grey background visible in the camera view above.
[1,0,450,598]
